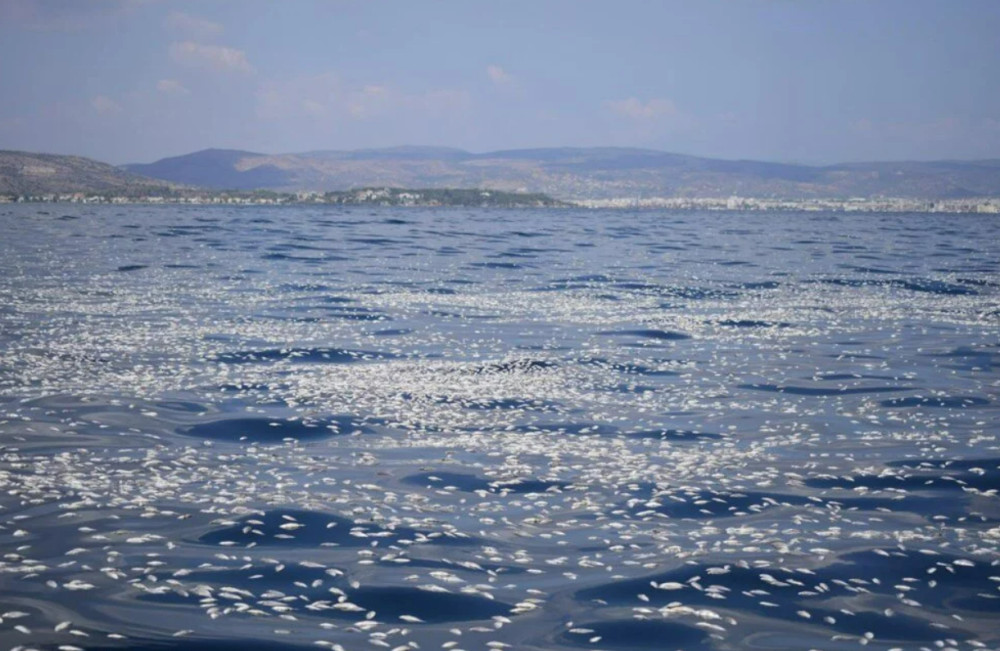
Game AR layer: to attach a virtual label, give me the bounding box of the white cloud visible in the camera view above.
[165,11,223,37]
[347,84,391,119]
[257,74,470,122]
[91,95,122,114]
[486,65,513,86]
[169,41,254,75]
[256,72,342,120]
[156,79,189,95]
[607,97,680,120]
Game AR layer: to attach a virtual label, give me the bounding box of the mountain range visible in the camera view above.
[4,146,1000,200]
[0,150,178,196]
[123,147,1000,200]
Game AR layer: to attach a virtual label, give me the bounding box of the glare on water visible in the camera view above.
[0,204,998,651]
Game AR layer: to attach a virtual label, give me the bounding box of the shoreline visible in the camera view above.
[3,192,999,214]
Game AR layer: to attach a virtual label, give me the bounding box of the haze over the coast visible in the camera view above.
[1,0,999,165]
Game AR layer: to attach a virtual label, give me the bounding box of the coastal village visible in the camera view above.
[4,190,999,213]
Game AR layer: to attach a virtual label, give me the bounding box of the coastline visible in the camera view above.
[4,191,999,213]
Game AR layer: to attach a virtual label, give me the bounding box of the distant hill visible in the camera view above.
[0,150,178,196]
[123,146,1000,200]
[124,148,293,190]
[5,147,1000,201]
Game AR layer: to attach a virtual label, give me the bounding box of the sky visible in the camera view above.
[1,0,999,165]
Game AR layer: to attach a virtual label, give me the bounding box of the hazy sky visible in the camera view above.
[2,0,999,164]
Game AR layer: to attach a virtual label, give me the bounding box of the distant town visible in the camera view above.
[0,187,564,208]
[576,195,1000,213]
[3,188,999,213]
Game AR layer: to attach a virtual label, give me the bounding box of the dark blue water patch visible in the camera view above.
[278,282,334,292]
[842,264,900,274]
[598,329,692,341]
[349,586,512,623]
[816,549,995,611]
[806,459,1000,494]
[154,400,208,414]
[563,274,614,283]
[811,277,979,296]
[518,421,620,437]
[399,392,559,412]
[813,372,907,381]
[155,227,202,238]
[623,428,722,441]
[138,562,510,622]
[559,619,709,650]
[372,327,413,336]
[631,488,805,519]
[271,241,330,252]
[812,608,952,641]
[929,345,999,372]
[534,274,617,291]
[197,508,358,547]
[955,276,1000,288]
[739,383,913,396]
[403,471,568,494]
[319,306,390,321]
[607,383,657,394]
[60,638,316,651]
[715,319,792,328]
[629,487,932,520]
[579,357,679,377]
[264,308,330,324]
[880,395,990,408]
[316,295,356,304]
[262,252,316,262]
[468,261,525,270]
[180,415,365,442]
[197,507,472,548]
[732,280,781,290]
[116,264,148,272]
[885,456,1000,472]
[473,358,558,374]
[609,281,659,291]
[463,397,558,410]
[212,347,397,364]
[348,237,404,246]
[139,562,340,605]
[575,550,988,641]
[425,286,457,294]
[427,310,501,320]
[404,471,494,492]
[218,382,271,393]
[951,594,1000,613]
[659,286,739,300]
[825,351,887,360]
[893,278,980,295]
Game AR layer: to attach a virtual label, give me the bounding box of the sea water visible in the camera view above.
[0,204,998,650]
